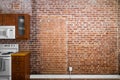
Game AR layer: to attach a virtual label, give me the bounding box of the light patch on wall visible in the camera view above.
[88,0,97,5]
[0,0,32,14]
[12,2,21,10]
[37,15,67,74]
[0,0,13,13]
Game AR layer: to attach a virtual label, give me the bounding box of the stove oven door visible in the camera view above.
[0,57,11,80]
[0,77,11,80]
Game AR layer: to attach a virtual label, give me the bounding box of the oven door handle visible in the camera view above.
[1,57,10,60]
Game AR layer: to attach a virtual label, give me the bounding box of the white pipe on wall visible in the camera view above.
[30,75,120,79]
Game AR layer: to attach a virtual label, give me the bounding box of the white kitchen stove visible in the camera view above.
[0,44,19,57]
[0,44,19,80]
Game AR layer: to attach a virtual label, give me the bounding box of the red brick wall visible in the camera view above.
[118,0,120,74]
[0,0,119,74]
[37,15,67,74]
[66,0,118,73]
[31,79,119,80]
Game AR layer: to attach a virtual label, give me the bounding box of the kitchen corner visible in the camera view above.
[0,0,120,80]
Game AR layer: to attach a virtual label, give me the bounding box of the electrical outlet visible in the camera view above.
[69,67,72,72]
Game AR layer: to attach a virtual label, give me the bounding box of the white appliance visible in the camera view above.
[0,26,15,39]
[0,44,19,80]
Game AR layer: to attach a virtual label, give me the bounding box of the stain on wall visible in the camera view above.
[37,15,67,74]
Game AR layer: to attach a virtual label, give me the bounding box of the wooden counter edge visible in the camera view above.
[11,51,30,56]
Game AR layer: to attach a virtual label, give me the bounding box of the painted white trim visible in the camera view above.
[30,75,120,79]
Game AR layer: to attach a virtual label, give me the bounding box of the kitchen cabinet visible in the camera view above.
[0,14,16,25]
[16,14,30,40]
[0,14,3,25]
[12,51,30,80]
[0,14,30,40]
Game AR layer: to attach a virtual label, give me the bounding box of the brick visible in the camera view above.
[0,0,119,74]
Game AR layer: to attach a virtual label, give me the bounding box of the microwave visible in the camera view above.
[0,26,15,39]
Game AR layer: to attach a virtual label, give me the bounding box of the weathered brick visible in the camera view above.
[0,0,119,75]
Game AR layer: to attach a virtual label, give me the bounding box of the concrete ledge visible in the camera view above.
[30,75,120,79]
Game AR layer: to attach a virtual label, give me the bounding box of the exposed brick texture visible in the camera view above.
[37,15,67,74]
[31,79,119,80]
[118,0,120,74]
[0,0,32,14]
[0,0,119,75]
